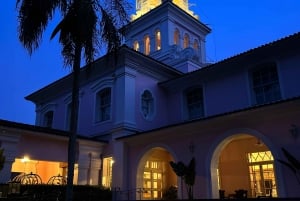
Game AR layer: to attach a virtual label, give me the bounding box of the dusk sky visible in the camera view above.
[1,0,300,125]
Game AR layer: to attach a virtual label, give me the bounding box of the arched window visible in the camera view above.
[44,111,54,128]
[133,40,140,51]
[96,88,111,122]
[183,33,190,48]
[141,90,154,119]
[155,30,161,51]
[144,35,151,55]
[174,29,180,45]
[193,39,199,51]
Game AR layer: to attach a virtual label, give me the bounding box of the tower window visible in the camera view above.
[174,29,180,45]
[133,40,140,51]
[183,33,190,48]
[193,39,199,51]
[155,30,161,51]
[144,35,151,55]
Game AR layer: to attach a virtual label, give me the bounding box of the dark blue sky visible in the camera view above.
[1,0,300,125]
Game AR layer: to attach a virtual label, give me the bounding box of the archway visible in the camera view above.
[136,147,177,200]
[209,130,279,199]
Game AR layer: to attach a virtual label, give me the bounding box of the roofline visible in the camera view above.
[122,0,211,34]
[25,45,182,103]
[116,95,300,140]
[0,119,108,143]
[160,31,300,86]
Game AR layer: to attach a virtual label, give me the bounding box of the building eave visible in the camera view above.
[0,119,108,144]
[160,32,300,89]
[116,95,300,141]
[25,45,182,104]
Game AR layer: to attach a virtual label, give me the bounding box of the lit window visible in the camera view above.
[186,87,204,120]
[247,151,277,197]
[251,63,281,105]
[174,29,180,45]
[143,160,163,199]
[141,90,154,119]
[44,111,54,128]
[96,88,111,122]
[144,35,151,55]
[155,30,161,50]
[102,157,113,188]
[133,40,140,51]
[193,39,199,51]
[183,33,190,48]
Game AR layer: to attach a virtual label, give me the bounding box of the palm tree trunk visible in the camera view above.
[65,42,82,201]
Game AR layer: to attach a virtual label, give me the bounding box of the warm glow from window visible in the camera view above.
[11,158,74,184]
[247,151,277,197]
[155,30,161,50]
[144,35,151,55]
[248,151,274,163]
[183,33,190,48]
[133,40,140,51]
[102,157,113,188]
[174,29,180,45]
[143,160,163,199]
[193,39,199,50]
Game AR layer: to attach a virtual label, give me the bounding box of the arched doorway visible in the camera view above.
[210,132,278,198]
[136,147,177,200]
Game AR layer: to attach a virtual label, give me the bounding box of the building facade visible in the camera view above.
[0,0,300,199]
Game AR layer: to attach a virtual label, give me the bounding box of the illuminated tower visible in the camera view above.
[133,0,197,20]
[125,0,211,73]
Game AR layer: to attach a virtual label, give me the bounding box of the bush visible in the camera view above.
[7,184,112,201]
[162,185,178,200]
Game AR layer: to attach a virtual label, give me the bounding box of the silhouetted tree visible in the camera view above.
[0,146,5,172]
[170,157,195,200]
[278,147,300,184]
[16,1,130,200]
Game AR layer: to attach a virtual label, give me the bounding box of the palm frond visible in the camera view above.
[170,161,186,177]
[16,0,66,54]
[100,7,121,52]
[277,159,297,174]
[281,148,300,170]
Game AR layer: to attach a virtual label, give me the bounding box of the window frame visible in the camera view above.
[95,87,112,122]
[184,87,204,120]
[155,29,161,51]
[174,28,180,45]
[183,33,190,49]
[249,62,281,105]
[144,35,151,55]
[140,89,155,120]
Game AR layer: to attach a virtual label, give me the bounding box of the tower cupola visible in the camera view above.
[132,0,197,20]
[125,0,211,73]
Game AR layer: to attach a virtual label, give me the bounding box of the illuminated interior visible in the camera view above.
[11,156,78,184]
[143,160,163,199]
[102,157,113,188]
[132,0,198,20]
[137,148,177,200]
[247,151,277,197]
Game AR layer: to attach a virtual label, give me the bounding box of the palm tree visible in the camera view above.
[16,0,130,200]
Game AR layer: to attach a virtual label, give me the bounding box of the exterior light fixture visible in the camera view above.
[21,156,30,163]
